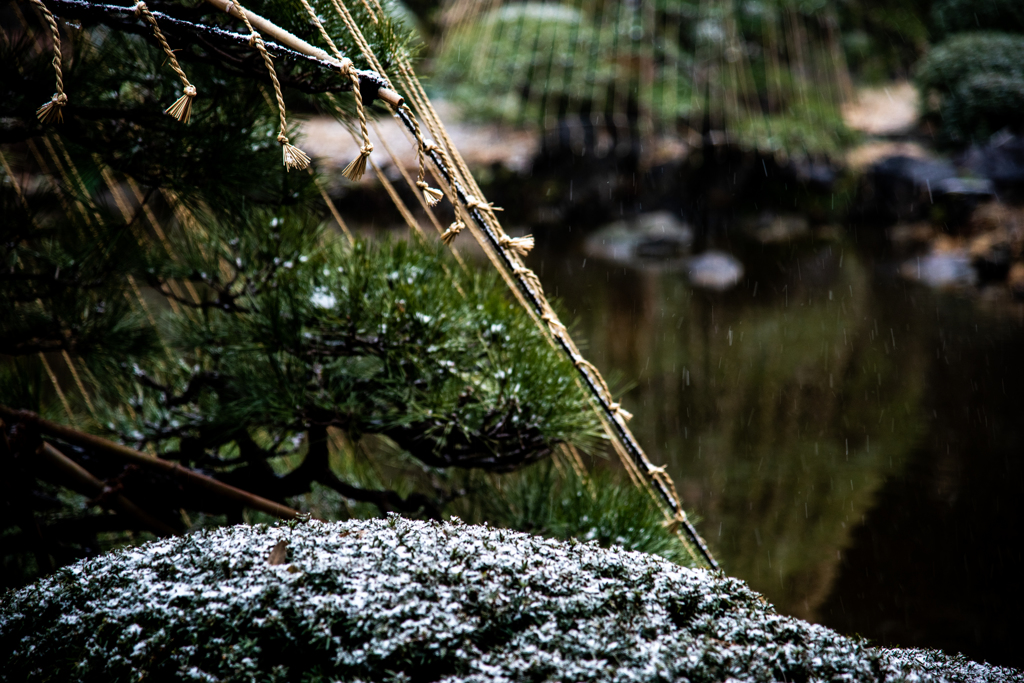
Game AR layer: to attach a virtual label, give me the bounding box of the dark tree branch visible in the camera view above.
[41,0,390,96]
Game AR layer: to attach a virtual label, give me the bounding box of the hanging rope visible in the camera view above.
[223,0,310,170]
[291,0,373,180]
[31,0,67,124]
[133,1,197,123]
[189,0,719,570]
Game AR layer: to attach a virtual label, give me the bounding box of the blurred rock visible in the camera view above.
[1007,263,1024,299]
[888,222,935,246]
[969,231,1013,283]
[749,213,811,244]
[584,211,693,265]
[687,251,745,291]
[962,131,1024,191]
[864,155,958,221]
[900,246,977,288]
[841,81,919,137]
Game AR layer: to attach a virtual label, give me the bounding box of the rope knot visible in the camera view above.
[541,312,566,332]
[341,142,373,181]
[248,32,259,47]
[37,92,67,124]
[132,1,146,17]
[465,195,503,213]
[277,134,311,171]
[416,180,444,207]
[441,219,465,246]
[338,57,353,76]
[165,84,197,123]
[498,234,534,257]
[662,511,688,533]
[423,141,440,154]
[610,402,634,422]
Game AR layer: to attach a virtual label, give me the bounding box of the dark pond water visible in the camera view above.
[526,227,1024,669]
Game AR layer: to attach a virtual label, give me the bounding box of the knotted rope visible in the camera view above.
[226,0,310,170]
[133,2,197,123]
[292,0,372,179]
[31,0,66,124]
[498,233,534,257]
[441,217,465,246]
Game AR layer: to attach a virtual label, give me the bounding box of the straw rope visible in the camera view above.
[224,0,310,170]
[133,2,197,123]
[17,0,719,569]
[30,0,67,124]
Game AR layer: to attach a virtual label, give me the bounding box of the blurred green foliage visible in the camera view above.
[432,0,855,156]
[916,31,1024,144]
[931,0,1024,38]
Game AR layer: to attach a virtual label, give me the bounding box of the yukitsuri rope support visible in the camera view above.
[441,216,465,245]
[325,0,441,200]
[412,121,443,206]
[339,64,373,181]
[396,104,717,570]
[31,0,67,123]
[292,0,370,180]
[187,0,717,570]
[133,1,197,123]
[334,0,717,569]
[219,0,310,170]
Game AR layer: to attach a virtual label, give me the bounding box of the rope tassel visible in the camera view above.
[279,134,312,171]
[441,219,465,246]
[416,180,443,206]
[342,143,372,181]
[37,93,67,124]
[499,234,534,257]
[32,0,66,124]
[164,84,197,123]
[135,2,197,124]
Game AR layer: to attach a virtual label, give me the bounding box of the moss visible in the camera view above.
[2,518,1020,682]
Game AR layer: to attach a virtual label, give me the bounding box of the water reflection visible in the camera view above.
[528,232,1024,667]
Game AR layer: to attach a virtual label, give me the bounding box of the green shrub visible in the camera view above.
[3,518,1019,682]
[451,462,699,565]
[916,32,1024,143]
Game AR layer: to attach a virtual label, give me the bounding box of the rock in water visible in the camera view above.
[688,251,745,291]
[1,517,1020,682]
[900,250,977,288]
[584,211,693,266]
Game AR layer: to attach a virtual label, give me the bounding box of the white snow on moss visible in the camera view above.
[1,516,1020,683]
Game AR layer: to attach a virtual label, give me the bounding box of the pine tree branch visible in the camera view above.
[0,337,77,356]
[39,0,391,97]
[38,441,180,536]
[0,405,307,521]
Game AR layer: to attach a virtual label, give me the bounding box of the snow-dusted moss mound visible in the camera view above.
[1,517,1019,683]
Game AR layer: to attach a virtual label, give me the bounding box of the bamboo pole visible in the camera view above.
[0,405,305,521]
[203,0,403,108]
[38,441,180,536]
